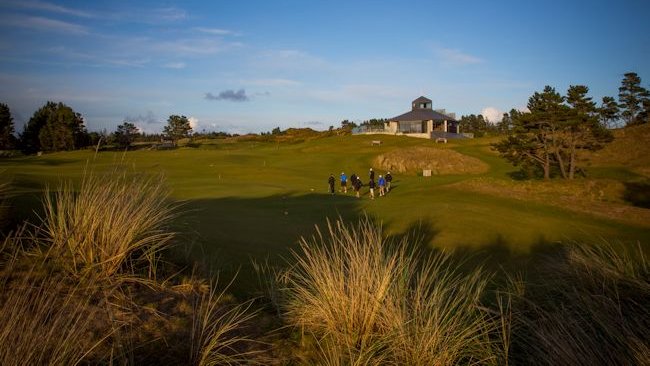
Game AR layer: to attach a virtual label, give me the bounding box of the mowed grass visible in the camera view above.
[2,134,649,293]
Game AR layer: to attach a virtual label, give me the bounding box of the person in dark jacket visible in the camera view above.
[353,176,363,198]
[368,179,376,199]
[350,173,357,187]
[328,174,335,195]
[369,168,375,181]
[385,172,392,192]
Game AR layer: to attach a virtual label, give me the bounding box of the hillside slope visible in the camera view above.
[583,124,650,177]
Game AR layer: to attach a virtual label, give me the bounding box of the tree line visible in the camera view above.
[491,72,649,180]
[0,102,207,152]
[459,72,649,136]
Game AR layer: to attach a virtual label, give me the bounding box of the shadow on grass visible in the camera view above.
[623,180,650,208]
[2,156,83,166]
[167,192,365,296]
[165,194,572,298]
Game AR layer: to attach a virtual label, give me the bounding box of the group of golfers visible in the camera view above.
[328,168,392,199]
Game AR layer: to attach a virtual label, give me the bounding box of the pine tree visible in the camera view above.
[163,115,192,146]
[599,96,620,128]
[618,72,650,126]
[0,103,16,150]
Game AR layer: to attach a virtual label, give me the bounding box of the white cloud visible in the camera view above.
[188,116,199,130]
[0,15,88,34]
[151,38,240,55]
[434,47,483,65]
[153,7,187,22]
[1,0,93,18]
[481,107,503,123]
[163,62,186,69]
[243,78,301,87]
[194,27,238,36]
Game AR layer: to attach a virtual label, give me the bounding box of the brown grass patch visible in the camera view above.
[373,146,489,175]
[582,124,650,177]
[450,177,650,227]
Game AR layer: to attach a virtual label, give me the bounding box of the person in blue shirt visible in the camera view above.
[340,172,347,194]
[378,175,386,196]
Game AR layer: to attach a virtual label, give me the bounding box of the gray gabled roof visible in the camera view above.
[412,96,432,104]
[390,108,456,122]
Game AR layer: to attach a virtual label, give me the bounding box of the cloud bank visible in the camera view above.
[480,107,503,123]
[205,89,249,102]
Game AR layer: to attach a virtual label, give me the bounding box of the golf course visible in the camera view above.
[2,124,650,364]
[2,127,649,294]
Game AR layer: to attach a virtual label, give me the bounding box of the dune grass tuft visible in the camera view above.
[282,218,502,365]
[39,170,176,279]
[191,280,262,366]
[0,229,112,366]
[509,241,650,365]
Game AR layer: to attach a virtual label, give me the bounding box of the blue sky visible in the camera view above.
[1,0,649,134]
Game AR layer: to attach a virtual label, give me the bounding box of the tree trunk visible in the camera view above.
[543,154,550,180]
[569,143,577,179]
[555,149,567,179]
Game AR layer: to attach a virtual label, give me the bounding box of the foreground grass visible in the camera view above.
[281,218,503,365]
[0,171,261,365]
[0,169,648,364]
[275,218,649,365]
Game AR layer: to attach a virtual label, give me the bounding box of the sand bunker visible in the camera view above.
[373,147,489,175]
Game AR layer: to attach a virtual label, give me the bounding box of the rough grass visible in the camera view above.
[40,170,176,279]
[373,146,489,175]
[0,171,263,365]
[0,229,112,366]
[190,277,263,366]
[450,177,650,227]
[583,124,650,178]
[508,241,650,365]
[281,218,504,365]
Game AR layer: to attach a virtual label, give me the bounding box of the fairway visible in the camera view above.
[2,134,649,293]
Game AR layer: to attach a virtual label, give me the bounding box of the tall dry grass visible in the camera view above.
[509,241,650,365]
[1,170,262,365]
[190,281,262,366]
[0,229,113,366]
[281,218,502,365]
[39,171,176,279]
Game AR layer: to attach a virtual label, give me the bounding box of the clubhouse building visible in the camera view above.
[354,96,463,139]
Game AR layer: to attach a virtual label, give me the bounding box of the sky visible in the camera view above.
[1,0,649,134]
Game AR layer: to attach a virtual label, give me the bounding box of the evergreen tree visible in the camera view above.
[0,103,16,150]
[459,114,490,136]
[618,72,650,126]
[599,96,620,128]
[113,122,139,149]
[20,101,57,153]
[565,85,612,179]
[163,115,192,146]
[37,103,88,152]
[494,86,612,180]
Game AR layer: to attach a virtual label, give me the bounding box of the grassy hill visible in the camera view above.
[1,130,649,294]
